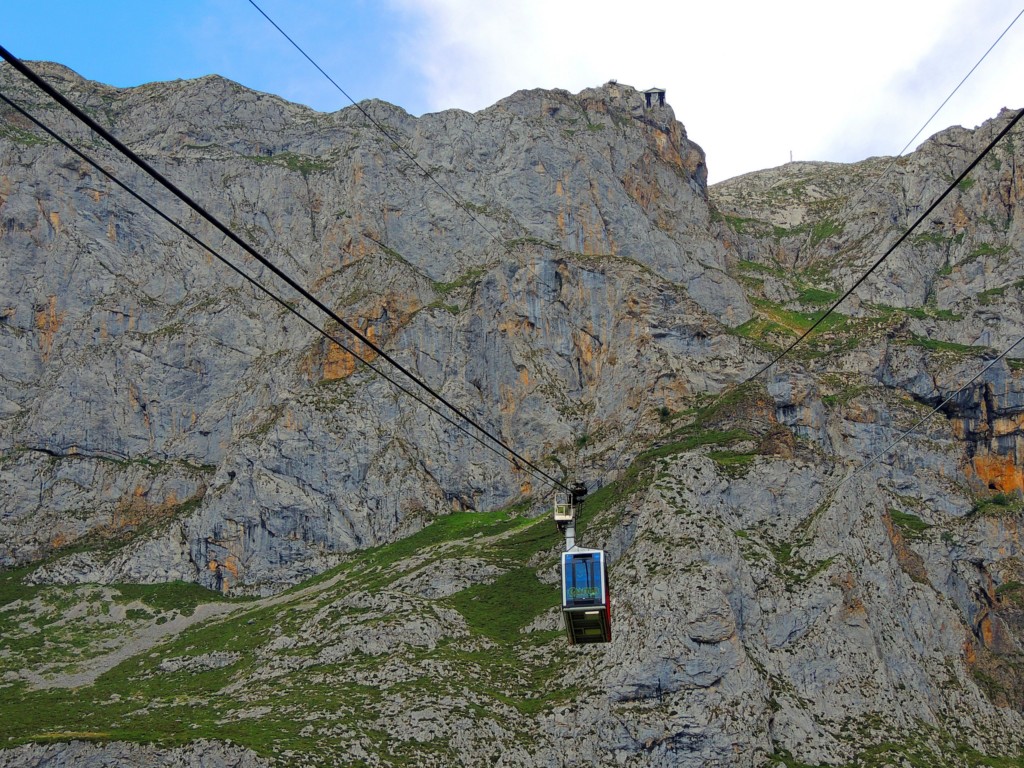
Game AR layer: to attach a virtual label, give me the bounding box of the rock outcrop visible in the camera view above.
[0,65,751,593]
[1,61,1024,766]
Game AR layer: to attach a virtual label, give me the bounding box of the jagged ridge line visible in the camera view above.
[706,7,1024,397]
[245,0,562,294]
[889,8,1023,164]
[826,6,1024,238]
[0,44,569,494]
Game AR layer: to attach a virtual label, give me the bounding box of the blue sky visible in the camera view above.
[5,1,1023,183]
[4,1,424,112]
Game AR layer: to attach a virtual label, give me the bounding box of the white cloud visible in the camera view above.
[388,0,1024,182]
[13,0,1017,183]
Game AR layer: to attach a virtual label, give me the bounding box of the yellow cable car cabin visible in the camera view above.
[561,547,611,644]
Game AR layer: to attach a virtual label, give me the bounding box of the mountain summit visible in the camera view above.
[1,63,1024,766]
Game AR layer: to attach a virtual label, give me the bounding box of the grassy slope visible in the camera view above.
[1,406,1022,766]
[0,504,584,764]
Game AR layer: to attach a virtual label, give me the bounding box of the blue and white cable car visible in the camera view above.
[555,482,612,645]
[561,547,611,644]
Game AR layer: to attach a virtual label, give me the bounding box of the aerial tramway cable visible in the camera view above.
[0,44,571,495]
[0,89,566,492]
[745,104,1024,385]
[243,4,1022,647]
[887,8,1022,167]
[244,0,554,277]
[248,0,1023,399]
[837,333,1024,491]
[247,0,1024,509]
[238,4,1024,497]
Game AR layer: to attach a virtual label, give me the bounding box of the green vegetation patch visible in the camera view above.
[111,581,236,618]
[971,492,1023,517]
[448,568,554,642]
[299,507,532,595]
[708,450,756,476]
[0,574,250,693]
[0,565,42,608]
[643,428,753,462]
[732,316,796,348]
[426,301,462,314]
[736,531,835,588]
[897,304,964,321]
[977,285,1008,305]
[968,242,1011,259]
[433,266,490,296]
[810,218,843,245]
[0,123,50,147]
[715,212,761,234]
[996,581,1024,606]
[733,296,864,357]
[917,230,954,247]
[796,287,838,306]
[821,384,869,408]
[247,151,332,176]
[904,336,982,355]
[889,509,931,539]
[737,259,786,277]
[505,236,560,250]
[748,298,850,334]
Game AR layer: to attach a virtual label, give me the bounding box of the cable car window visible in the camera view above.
[563,552,603,608]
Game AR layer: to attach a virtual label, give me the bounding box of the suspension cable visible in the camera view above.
[745,105,1024,384]
[0,90,566,492]
[0,44,570,494]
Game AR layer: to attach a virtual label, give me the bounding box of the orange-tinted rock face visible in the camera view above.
[110,487,190,532]
[963,636,978,665]
[623,163,660,212]
[323,324,378,380]
[951,378,1024,496]
[959,554,1024,708]
[320,292,422,382]
[881,510,930,585]
[969,453,1024,495]
[34,295,65,361]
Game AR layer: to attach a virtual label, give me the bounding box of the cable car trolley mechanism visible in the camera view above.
[555,482,611,645]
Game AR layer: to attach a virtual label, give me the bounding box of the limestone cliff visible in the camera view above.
[1,61,1024,766]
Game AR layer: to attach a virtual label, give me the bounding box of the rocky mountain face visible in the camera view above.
[1,61,1024,767]
[0,64,747,594]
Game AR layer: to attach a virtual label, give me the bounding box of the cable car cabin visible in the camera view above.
[561,548,611,644]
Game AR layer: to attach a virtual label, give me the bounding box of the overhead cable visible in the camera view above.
[714,7,1024,389]
[246,0,533,268]
[889,7,1022,163]
[250,2,1023,505]
[837,332,1024,490]
[0,44,569,494]
[246,1,1022,390]
[0,89,562,492]
[729,105,1024,510]
[746,105,1024,384]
